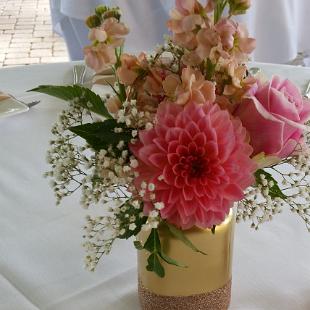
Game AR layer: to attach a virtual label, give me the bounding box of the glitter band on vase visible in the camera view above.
[138,279,232,310]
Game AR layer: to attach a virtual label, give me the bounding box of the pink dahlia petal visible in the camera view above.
[130,102,256,229]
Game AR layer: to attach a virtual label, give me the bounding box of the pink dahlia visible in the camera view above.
[130,102,256,229]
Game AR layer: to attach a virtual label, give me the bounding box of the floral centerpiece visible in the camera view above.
[31,0,310,309]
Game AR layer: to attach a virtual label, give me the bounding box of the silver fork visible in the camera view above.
[248,67,261,76]
[10,94,40,108]
[25,100,40,108]
[73,64,86,85]
[304,80,310,99]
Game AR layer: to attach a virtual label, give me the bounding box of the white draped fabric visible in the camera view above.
[238,0,310,64]
[49,0,310,63]
[1,61,310,309]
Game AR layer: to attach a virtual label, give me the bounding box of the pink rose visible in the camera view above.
[234,76,310,158]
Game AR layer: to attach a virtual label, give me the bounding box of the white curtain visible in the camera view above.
[50,0,310,64]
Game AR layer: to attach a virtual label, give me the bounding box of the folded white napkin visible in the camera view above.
[0,91,11,101]
[0,91,29,118]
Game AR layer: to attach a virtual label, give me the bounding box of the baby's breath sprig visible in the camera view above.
[83,199,147,271]
[237,150,310,231]
[44,100,93,205]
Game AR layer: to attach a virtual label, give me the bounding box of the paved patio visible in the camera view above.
[0,0,68,67]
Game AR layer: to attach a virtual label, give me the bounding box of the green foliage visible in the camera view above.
[146,253,165,277]
[29,85,112,119]
[133,240,144,250]
[164,221,207,255]
[205,58,216,81]
[158,251,187,268]
[68,119,132,152]
[211,225,216,234]
[214,0,229,23]
[255,169,287,199]
[137,228,187,278]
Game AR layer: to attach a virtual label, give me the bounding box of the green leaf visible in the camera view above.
[69,119,132,151]
[158,251,187,268]
[134,241,144,250]
[164,222,207,255]
[211,225,216,234]
[146,253,165,278]
[143,228,161,253]
[205,58,216,81]
[214,0,228,23]
[255,169,287,199]
[29,85,112,119]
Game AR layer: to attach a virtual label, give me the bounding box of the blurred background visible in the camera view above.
[0,0,68,67]
[0,0,309,68]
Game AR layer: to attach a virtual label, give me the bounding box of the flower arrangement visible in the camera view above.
[32,0,310,278]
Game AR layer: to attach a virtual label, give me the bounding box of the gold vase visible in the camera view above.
[137,210,235,310]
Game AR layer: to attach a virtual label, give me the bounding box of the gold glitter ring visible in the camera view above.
[138,278,232,310]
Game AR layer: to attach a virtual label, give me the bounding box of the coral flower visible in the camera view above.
[163,67,216,105]
[116,54,139,85]
[84,45,116,73]
[130,102,256,229]
[91,17,129,47]
[84,17,129,73]
[116,53,148,86]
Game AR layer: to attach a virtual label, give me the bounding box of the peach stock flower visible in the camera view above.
[167,0,204,50]
[84,17,129,73]
[84,45,116,73]
[163,67,216,105]
[130,102,256,229]
[215,18,256,58]
[116,53,148,86]
[106,96,122,114]
[89,17,129,47]
[117,54,139,85]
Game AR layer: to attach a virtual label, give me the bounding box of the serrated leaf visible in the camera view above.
[29,85,112,119]
[164,222,207,255]
[143,228,161,253]
[69,119,132,151]
[255,169,287,199]
[146,253,165,278]
[158,251,187,268]
[134,241,144,250]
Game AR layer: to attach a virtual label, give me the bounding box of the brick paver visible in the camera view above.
[0,0,69,67]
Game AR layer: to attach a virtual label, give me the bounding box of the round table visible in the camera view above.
[1,61,310,309]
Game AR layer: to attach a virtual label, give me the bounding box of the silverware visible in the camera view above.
[10,94,41,109]
[304,80,310,99]
[248,67,261,75]
[24,100,40,108]
[73,65,86,85]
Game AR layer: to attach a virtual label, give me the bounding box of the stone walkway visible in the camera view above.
[0,0,68,67]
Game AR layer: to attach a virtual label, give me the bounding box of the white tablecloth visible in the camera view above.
[1,62,310,310]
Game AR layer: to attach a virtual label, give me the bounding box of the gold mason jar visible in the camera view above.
[137,210,235,310]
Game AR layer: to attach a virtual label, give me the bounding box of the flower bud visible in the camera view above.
[95,5,108,16]
[229,0,251,15]
[103,9,121,21]
[85,15,101,28]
